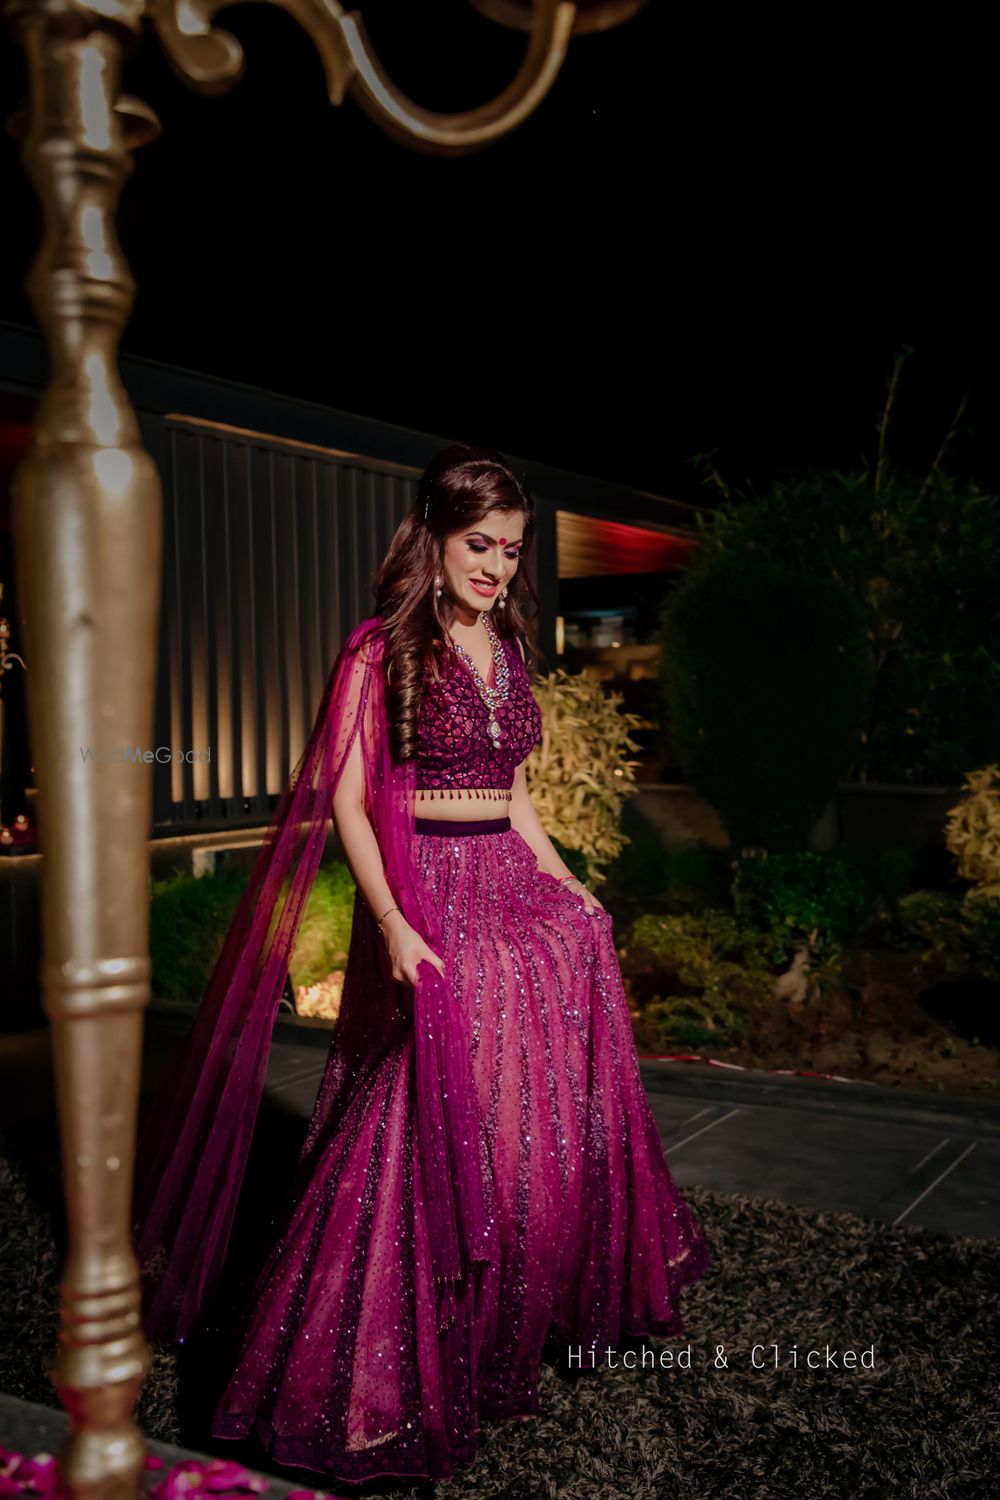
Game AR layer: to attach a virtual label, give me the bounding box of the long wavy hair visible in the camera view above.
[373,443,542,765]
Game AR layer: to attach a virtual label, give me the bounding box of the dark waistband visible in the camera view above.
[414,816,511,837]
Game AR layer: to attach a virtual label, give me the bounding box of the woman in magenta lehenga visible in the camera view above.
[131,443,712,1487]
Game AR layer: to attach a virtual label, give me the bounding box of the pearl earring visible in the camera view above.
[435,575,443,597]
[498,586,508,608]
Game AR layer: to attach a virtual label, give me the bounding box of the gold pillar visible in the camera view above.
[6,6,162,1497]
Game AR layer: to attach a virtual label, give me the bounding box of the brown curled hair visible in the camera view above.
[373,442,541,765]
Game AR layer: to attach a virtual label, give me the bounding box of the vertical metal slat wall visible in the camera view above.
[153,419,416,833]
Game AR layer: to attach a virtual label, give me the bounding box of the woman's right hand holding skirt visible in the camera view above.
[380,908,446,986]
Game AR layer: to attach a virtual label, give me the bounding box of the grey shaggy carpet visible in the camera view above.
[2,1114,998,1500]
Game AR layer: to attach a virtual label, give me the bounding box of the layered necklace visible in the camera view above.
[446,609,511,748]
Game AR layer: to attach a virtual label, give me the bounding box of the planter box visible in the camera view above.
[626,782,964,854]
[836,783,964,849]
[624,784,730,849]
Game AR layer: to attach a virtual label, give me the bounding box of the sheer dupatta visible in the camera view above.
[131,616,496,1343]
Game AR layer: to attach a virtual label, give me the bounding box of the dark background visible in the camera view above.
[0,3,995,500]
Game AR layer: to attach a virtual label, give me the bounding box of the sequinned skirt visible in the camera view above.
[209,822,712,1484]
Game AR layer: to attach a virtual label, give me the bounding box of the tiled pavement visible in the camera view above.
[256,1031,1000,1241]
[638,1060,1000,1239]
[3,1016,998,1240]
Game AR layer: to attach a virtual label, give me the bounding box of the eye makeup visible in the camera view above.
[467,533,523,558]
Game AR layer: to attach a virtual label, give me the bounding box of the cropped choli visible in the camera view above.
[414,632,542,796]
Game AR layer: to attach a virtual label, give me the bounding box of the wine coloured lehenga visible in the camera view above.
[131,615,712,1486]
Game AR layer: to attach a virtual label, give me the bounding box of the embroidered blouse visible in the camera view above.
[414,633,542,796]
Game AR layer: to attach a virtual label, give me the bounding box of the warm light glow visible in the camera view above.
[557,510,697,578]
[296,970,345,1020]
[164,413,421,478]
[240,648,257,798]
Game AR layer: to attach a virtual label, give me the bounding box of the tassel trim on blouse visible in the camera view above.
[417,787,512,801]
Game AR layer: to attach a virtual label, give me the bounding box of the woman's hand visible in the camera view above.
[379,910,446,985]
[560,876,606,917]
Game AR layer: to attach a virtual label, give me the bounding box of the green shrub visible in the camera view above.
[688,437,1000,787]
[659,552,874,851]
[150,861,248,1002]
[732,850,876,964]
[886,888,1000,983]
[835,844,921,911]
[631,909,775,978]
[967,903,1000,974]
[150,857,357,1002]
[944,764,1000,905]
[290,860,356,988]
[628,909,775,1049]
[643,992,750,1050]
[527,667,647,887]
[607,829,732,908]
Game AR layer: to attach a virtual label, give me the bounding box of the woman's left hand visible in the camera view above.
[562,876,606,916]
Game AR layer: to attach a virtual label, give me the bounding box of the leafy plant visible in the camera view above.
[631,908,776,980]
[686,355,1000,785]
[944,764,1000,905]
[290,860,356,988]
[732,850,875,965]
[881,888,1000,983]
[527,667,648,886]
[643,992,751,1050]
[967,902,1000,974]
[629,906,779,1038]
[627,910,776,1049]
[607,830,732,909]
[834,844,922,912]
[658,552,874,851]
[149,860,248,1003]
[150,857,357,1002]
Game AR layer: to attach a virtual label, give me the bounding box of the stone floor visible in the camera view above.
[638,1059,1000,1239]
[257,1030,1000,1240]
[4,1015,998,1240]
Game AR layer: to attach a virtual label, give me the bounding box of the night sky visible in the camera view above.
[0,4,995,503]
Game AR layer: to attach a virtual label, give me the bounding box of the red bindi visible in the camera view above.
[498,536,507,545]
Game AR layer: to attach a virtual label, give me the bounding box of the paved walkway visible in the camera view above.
[638,1059,1000,1239]
[254,1028,1000,1240]
[3,1017,998,1240]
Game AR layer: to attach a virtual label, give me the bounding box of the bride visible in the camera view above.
[131,441,712,1485]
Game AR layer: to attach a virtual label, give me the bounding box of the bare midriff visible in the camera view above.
[414,787,512,821]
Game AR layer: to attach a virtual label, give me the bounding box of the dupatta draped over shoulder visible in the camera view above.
[131,616,496,1342]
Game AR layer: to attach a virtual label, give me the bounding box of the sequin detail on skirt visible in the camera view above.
[209,825,712,1484]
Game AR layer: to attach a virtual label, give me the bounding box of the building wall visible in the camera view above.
[153,417,421,831]
[0,318,696,838]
